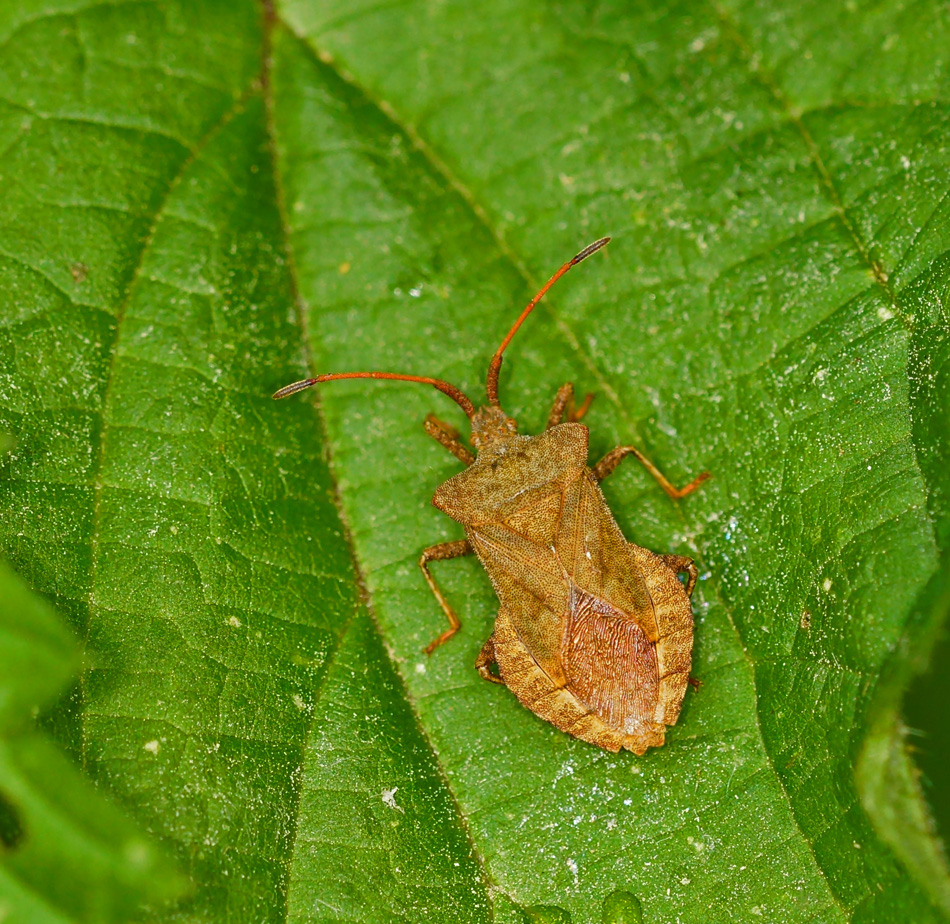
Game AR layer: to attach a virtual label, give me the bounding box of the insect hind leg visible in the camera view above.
[659,554,698,597]
[546,382,594,429]
[475,634,505,684]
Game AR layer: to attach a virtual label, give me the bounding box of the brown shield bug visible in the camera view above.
[275,238,709,754]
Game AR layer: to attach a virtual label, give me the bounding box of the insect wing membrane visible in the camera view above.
[563,582,660,735]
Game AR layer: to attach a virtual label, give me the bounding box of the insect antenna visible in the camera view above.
[485,237,610,408]
[273,371,477,420]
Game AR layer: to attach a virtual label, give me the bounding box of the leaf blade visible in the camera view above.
[1,0,948,921]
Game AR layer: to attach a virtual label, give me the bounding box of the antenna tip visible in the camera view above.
[571,236,611,265]
[273,378,318,399]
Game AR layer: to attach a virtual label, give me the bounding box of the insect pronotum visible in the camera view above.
[275,238,709,754]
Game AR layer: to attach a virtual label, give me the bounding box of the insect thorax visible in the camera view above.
[432,423,590,525]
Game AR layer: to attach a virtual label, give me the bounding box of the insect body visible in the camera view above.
[275,238,709,754]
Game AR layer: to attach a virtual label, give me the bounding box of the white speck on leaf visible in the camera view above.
[382,787,404,813]
[566,857,579,883]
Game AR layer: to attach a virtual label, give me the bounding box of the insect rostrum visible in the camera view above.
[275,238,709,755]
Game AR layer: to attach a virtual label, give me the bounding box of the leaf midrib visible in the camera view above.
[258,7,499,920]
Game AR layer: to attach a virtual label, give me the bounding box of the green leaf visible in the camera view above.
[1,0,948,922]
[0,559,187,922]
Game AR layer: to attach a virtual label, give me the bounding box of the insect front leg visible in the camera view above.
[592,445,710,499]
[424,413,475,465]
[419,539,473,654]
[546,382,594,429]
[659,554,698,597]
[475,634,505,684]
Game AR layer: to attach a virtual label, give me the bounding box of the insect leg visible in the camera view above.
[424,413,475,465]
[546,382,594,429]
[419,539,474,654]
[592,445,710,500]
[659,554,698,597]
[475,634,505,684]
